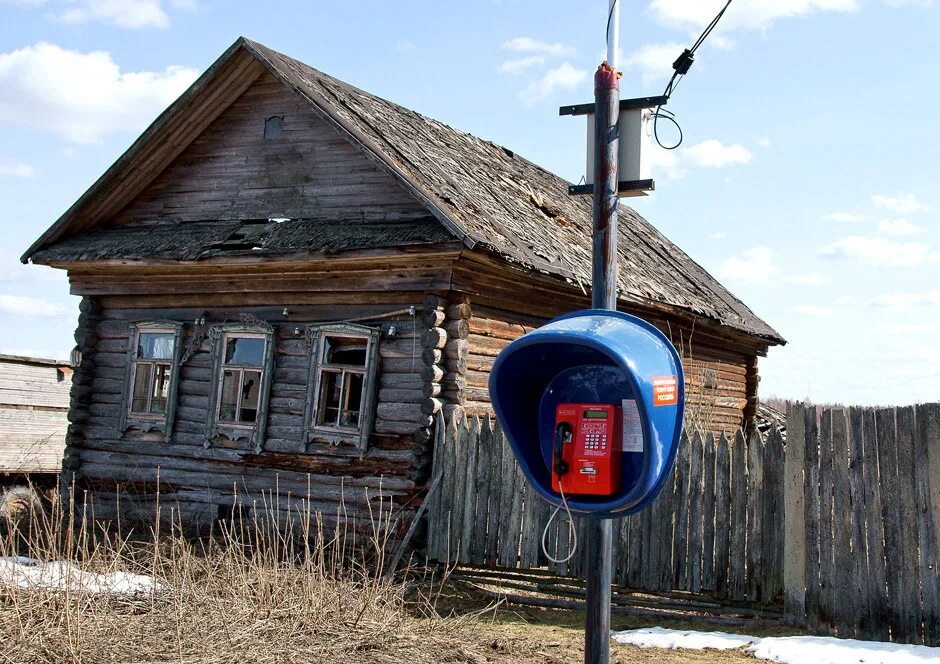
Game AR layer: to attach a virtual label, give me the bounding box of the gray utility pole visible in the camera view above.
[584,2,620,662]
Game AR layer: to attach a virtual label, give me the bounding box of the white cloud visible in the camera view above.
[0,159,35,178]
[521,62,587,105]
[499,56,544,75]
[793,305,833,317]
[621,42,685,86]
[682,140,752,168]
[0,42,198,144]
[819,235,931,267]
[648,0,860,33]
[872,192,929,214]
[54,0,169,28]
[503,37,574,56]
[3,0,193,29]
[883,0,933,6]
[0,294,72,319]
[824,211,864,223]
[786,273,832,286]
[756,138,771,148]
[716,246,778,283]
[865,290,940,310]
[877,218,925,236]
[709,231,727,241]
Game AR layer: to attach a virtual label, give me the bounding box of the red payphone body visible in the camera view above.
[551,403,622,496]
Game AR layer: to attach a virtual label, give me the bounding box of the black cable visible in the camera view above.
[651,0,733,150]
[605,0,618,59]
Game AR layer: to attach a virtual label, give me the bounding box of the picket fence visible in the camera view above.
[426,402,940,646]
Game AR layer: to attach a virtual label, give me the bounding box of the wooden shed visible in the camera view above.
[0,354,71,476]
[21,38,783,531]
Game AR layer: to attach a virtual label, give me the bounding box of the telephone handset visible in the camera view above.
[551,403,622,497]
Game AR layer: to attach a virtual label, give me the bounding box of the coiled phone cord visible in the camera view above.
[541,480,579,564]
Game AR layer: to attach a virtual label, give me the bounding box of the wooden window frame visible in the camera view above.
[120,321,183,442]
[205,323,275,451]
[304,323,380,451]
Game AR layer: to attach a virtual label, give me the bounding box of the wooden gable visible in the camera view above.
[114,71,429,227]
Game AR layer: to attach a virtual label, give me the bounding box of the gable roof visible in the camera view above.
[23,37,783,345]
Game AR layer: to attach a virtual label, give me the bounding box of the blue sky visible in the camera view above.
[0,0,937,405]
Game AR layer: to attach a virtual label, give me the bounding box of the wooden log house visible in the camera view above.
[21,38,784,531]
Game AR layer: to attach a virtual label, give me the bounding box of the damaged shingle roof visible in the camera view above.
[30,217,452,262]
[23,37,782,344]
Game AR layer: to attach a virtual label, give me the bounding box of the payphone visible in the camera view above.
[552,403,622,497]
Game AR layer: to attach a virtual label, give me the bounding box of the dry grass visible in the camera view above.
[1,488,770,663]
[0,488,496,664]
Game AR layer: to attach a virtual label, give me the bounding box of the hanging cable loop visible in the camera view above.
[651,0,733,150]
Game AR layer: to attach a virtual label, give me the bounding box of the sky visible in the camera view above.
[0,0,938,406]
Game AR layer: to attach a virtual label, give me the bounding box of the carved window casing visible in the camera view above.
[205,323,275,451]
[304,323,380,451]
[120,321,183,441]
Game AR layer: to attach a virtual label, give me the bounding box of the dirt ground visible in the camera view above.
[434,583,800,664]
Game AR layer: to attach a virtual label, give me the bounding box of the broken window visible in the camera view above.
[305,324,380,450]
[263,115,284,139]
[122,321,183,441]
[217,334,266,425]
[206,323,275,450]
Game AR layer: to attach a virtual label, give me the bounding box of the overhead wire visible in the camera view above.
[651,0,733,150]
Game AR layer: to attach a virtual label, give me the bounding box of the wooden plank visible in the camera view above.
[459,415,481,564]
[656,456,677,593]
[896,406,922,643]
[446,412,468,561]
[770,427,787,603]
[713,432,732,599]
[916,403,940,645]
[817,409,835,631]
[728,429,747,601]
[470,415,494,566]
[687,431,705,594]
[494,420,516,568]
[876,407,903,641]
[847,408,868,639]
[803,406,821,632]
[701,434,717,593]
[831,409,855,636]
[860,408,888,641]
[425,411,445,558]
[784,403,807,623]
[627,510,644,589]
[746,428,765,602]
[519,473,543,569]
[672,431,692,590]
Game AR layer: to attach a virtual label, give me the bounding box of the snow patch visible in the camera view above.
[612,627,940,664]
[0,556,161,596]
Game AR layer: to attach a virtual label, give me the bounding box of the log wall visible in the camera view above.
[66,292,449,534]
[457,301,756,437]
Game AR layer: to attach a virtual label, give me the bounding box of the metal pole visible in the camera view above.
[584,12,620,660]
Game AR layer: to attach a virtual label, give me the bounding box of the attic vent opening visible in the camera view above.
[264,116,285,139]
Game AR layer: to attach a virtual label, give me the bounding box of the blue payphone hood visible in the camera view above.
[489,309,685,517]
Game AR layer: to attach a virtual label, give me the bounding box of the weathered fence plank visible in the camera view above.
[784,403,806,623]
[818,409,835,631]
[762,427,784,604]
[714,433,732,598]
[917,403,940,644]
[746,429,764,602]
[847,407,868,640]
[876,407,903,640]
[701,434,717,592]
[860,408,888,641]
[687,432,705,594]
[471,415,493,566]
[896,406,921,642]
[729,429,748,601]
[803,406,821,632]
[831,409,855,635]
[458,415,481,563]
[673,431,692,590]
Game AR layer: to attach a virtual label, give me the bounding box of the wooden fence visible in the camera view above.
[426,403,940,646]
[426,411,785,602]
[786,403,940,645]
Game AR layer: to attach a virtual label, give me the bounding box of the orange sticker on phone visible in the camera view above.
[652,376,678,406]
